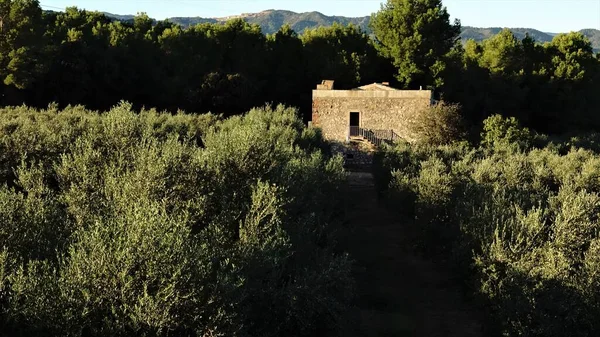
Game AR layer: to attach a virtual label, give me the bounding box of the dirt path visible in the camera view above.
[340,171,484,337]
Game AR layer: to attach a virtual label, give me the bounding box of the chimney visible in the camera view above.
[419,86,422,90]
[382,82,390,86]
[316,80,335,90]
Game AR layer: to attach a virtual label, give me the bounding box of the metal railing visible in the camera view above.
[348,127,401,146]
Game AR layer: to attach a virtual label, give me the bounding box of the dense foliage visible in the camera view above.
[406,101,466,145]
[0,0,599,134]
[0,0,390,120]
[0,103,352,336]
[445,30,600,133]
[0,1,599,333]
[374,116,600,336]
[370,0,461,88]
[99,10,600,51]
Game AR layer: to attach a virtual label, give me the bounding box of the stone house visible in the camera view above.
[311,80,433,144]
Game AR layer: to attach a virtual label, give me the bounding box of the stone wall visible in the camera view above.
[311,89,432,143]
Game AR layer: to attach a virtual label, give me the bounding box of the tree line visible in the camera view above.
[0,0,388,120]
[1,0,599,135]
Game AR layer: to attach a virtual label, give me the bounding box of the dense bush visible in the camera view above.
[374,118,600,336]
[0,103,352,336]
[407,101,467,146]
[480,114,533,150]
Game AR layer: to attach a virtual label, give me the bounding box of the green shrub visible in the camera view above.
[374,116,600,336]
[387,169,417,215]
[408,101,467,145]
[481,114,533,151]
[0,103,351,336]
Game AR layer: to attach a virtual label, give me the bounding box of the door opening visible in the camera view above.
[349,112,360,136]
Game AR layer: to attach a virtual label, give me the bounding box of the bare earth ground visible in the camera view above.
[339,171,484,337]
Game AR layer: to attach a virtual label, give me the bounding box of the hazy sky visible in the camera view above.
[41,0,600,32]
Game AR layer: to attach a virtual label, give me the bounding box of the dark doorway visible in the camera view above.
[350,112,360,136]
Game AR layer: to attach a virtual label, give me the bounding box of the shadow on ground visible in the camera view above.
[339,170,484,337]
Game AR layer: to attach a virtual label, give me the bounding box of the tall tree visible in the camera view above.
[301,23,385,89]
[542,32,600,130]
[0,0,46,91]
[266,25,306,108]
[370,0,461,89]
[544,32,597,82]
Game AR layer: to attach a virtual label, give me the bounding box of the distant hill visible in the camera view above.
[460,26,600,51]
[167,17,217,26]
[167,10,370,34]
[102,12,135,22]
[101,10,600,52]
[580,29,600,51]
[460,27,555,43]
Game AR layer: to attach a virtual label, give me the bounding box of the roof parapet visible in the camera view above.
[316,80,335,90]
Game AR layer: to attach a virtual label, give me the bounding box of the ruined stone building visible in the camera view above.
[311,80,433,144]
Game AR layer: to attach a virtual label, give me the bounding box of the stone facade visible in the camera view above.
[311,81,433,143]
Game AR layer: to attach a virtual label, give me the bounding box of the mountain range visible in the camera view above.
[103,10,600,52]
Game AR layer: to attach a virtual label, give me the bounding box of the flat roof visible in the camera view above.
[312,90,432,99]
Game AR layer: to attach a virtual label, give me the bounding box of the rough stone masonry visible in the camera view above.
[311,80,433,143]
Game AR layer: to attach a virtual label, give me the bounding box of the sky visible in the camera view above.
[40,0,600,33]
